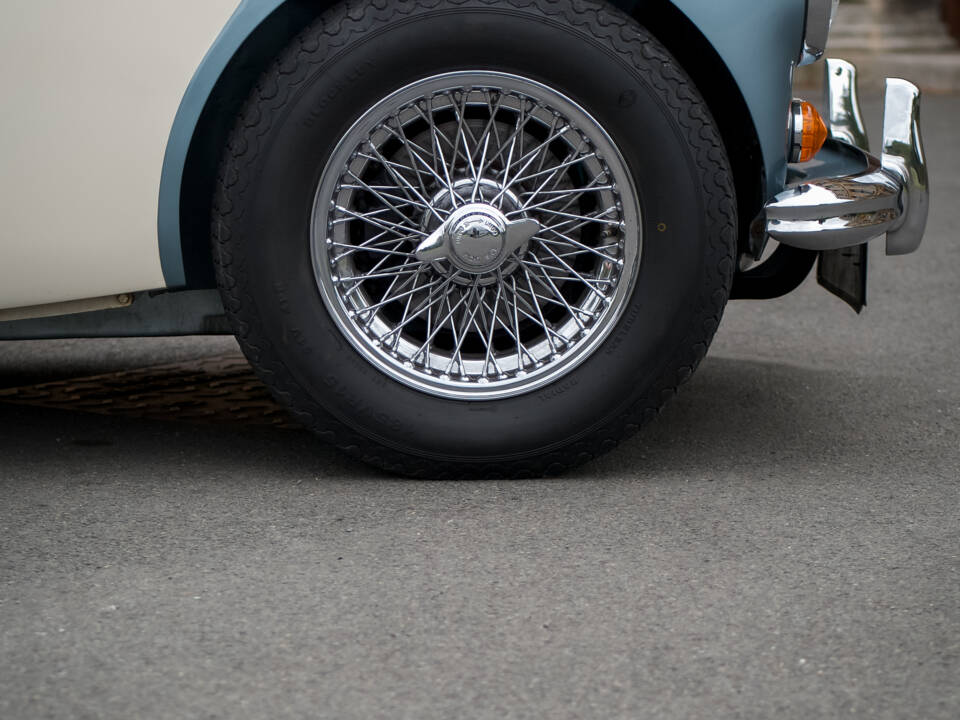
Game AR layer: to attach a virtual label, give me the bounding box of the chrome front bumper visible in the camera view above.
[765,59,929,256]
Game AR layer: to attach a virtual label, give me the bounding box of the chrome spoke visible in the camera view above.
[334,205,427,239]
[481,279,504,376]
[329,242,417,261]
[412,286,471,363]
[496,100,527,208]
[477,100,534,179]
[392,112,433,202]
[334,265,422,288]
[361,144,448,224]
[551,242,621,260]
[341,181,435,214]
[377,272,463,342]
[524,247,608,300]
[499,152,597,190]
[430,116,458,206]
[445,282,484,375]
[527,205,619,226]
[536,233,622,264]
[512,149,594,214]
[521,265,557,354]
[524,260,586,331]
[513,184,614,216]
[493,125,576,204]
[343,172,429,227]
[472,133,491,203]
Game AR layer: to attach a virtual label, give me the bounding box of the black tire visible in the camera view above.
[212,0,737,478]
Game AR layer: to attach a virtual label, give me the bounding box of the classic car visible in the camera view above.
[0,0,928,476]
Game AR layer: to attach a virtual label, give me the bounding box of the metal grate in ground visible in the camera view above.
[0,352,296,428]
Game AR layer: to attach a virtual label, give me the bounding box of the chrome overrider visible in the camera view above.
[765,59,929,256]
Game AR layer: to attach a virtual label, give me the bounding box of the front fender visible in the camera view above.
[665,0,805,194]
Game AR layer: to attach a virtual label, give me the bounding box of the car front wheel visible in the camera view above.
[212,0,736,477]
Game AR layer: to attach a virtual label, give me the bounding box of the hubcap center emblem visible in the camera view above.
[446,204,508,272]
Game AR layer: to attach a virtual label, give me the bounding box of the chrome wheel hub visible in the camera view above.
[420,178,530,285]
[311,71,642,400]
[444,204,511,272]
[416,202,541,275]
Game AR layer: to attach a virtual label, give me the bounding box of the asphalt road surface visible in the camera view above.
[1,97,958,719]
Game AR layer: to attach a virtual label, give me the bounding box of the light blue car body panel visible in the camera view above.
[157,0,807,287]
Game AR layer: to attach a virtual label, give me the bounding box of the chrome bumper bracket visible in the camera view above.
[764,60,929,256]
[882,79,929,255]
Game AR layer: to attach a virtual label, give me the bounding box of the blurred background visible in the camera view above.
[798,0,960,90]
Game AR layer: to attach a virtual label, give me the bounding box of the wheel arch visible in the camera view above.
[163,0,801,289]
[613,0,772,262]
[160,0,321,289]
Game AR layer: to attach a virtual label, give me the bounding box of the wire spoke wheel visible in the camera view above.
[312,72,642,400]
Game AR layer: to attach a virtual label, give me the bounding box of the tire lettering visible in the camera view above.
[304,60,376,126]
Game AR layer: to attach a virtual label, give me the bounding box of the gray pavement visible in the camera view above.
[1,97,958,719]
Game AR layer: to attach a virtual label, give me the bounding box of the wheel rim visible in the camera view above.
[311,71,642,400]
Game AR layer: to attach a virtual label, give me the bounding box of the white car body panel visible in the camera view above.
[0,0,239,311]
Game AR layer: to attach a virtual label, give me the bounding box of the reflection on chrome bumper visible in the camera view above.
[765,60,929,256]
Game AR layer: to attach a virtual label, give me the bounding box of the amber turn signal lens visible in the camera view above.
[789,100,829,163]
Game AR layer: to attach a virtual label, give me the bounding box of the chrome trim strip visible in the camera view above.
[798,0,838,66]
[764,61,928,255]
[788,100,806,163]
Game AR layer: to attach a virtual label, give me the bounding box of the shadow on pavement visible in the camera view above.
[0,354,944,485]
